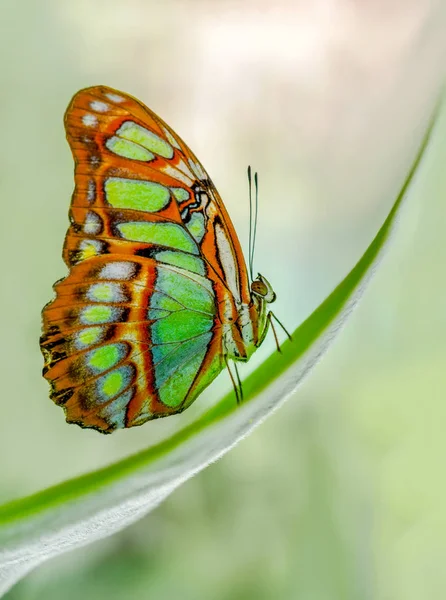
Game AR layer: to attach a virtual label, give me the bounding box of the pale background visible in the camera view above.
[1,0,446,598]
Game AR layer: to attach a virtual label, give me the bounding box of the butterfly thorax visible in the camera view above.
[220,274,276,362]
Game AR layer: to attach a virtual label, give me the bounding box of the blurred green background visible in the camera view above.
[1,0,446,598]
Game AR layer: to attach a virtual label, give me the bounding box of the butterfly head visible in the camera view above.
[250,274,276,304]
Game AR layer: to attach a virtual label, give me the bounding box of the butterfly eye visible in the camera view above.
[251,275,276,303]
[251,280,267,296]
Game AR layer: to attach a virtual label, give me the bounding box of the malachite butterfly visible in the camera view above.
[40,86,278,434]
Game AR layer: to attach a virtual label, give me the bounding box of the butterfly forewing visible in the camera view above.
[41,85,249,432]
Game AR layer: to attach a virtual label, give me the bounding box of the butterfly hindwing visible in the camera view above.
[41,253,223,432]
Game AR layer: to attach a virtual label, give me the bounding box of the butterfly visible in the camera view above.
[40,85,278,433]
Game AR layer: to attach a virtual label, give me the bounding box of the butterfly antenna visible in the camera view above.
[250,171,259,280]
[247,166,254,281]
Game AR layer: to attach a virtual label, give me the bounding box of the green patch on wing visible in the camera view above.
[117,222,198,254]
[105,178,170,212]
[87,344,125,373]
[186,213,205,243]
[150,291,184,313]
[155,250,205,276]
[97,367,132,401]
[106,137,155,161]
[80,305,114,325]
[170,187,190,201]
[154,267,214,314]
[116,122,174,159]
[158,345,210,408]
[153,334,212,389]
[151,311,213,344]
[75,326,104,349]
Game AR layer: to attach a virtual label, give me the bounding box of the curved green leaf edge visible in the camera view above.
[1,105,443,600]
[0,103,439,529]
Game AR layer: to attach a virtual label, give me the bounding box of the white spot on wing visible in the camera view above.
[162,126,181,150]
[90,100,110,113]
[161,163,193,186]
[177,158,194,178]
[83,211,102,234]
[105,92,125,103]
[99,261,136,280]
[82,114,98,127]
[87,180,95,202]
[80,239,103,253]
[188,158,207,180]
[215,223,240,302]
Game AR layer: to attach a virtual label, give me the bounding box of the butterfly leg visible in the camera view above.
[267,311,293,353]
[233,361,244,402]
[224,355,243,405]
[267,312,282,353]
